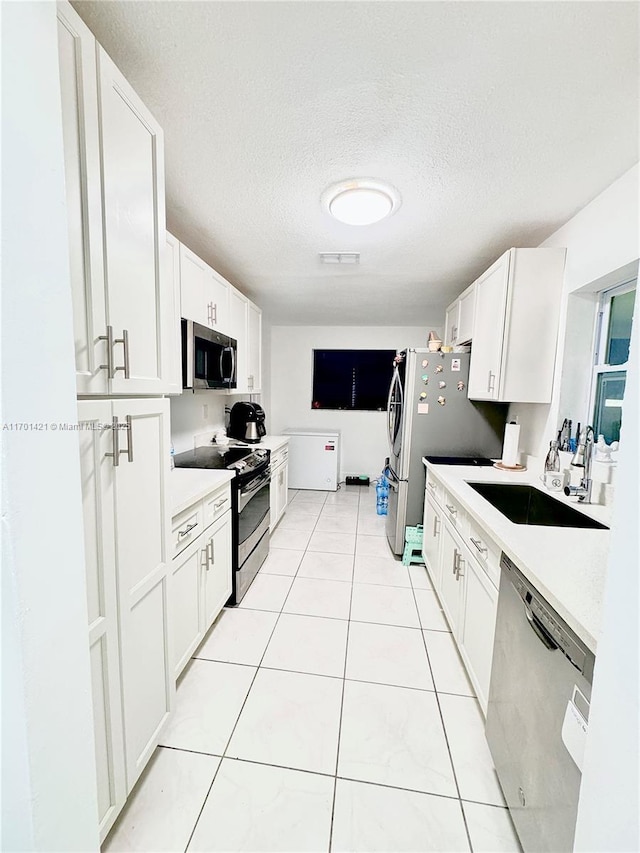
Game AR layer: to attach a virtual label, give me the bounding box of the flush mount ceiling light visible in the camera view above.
[321,179,401,226]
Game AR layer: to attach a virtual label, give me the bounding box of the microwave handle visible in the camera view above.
[229,346,236,384]
[221,345,235,385]
[183,319,194,389]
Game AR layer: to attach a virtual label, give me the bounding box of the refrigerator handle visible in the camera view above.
[386,368,398,457]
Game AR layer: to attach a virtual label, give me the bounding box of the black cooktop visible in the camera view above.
[424,455,495,466]
[174,445,270,473]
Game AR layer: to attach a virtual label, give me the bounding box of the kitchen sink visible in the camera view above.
[467,482,609,530]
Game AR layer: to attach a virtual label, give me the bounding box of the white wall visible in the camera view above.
[270,326,440,480]
[574,275,639,852]
[1,3,99,849]
[510,164,639,459]
[170,391,228,453]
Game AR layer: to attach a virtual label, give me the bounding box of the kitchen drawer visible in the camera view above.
[442,489,467,536]
[203,484,232,530]
[424,472,443,504]
[271,445,289,469]
[466,518,500,588]
[172,503,203,558]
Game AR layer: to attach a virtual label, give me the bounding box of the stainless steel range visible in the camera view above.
[173,444,271,604]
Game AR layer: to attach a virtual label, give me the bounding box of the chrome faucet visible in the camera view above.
[564,425,595,503]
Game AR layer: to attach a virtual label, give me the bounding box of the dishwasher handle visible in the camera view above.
[522,597,559,651]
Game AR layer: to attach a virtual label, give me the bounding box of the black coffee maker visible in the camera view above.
[228,402,266,444]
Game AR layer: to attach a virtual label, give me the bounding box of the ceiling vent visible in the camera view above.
[319,252,360,265]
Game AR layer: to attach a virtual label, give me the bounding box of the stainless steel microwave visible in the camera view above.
[182,319,237,390]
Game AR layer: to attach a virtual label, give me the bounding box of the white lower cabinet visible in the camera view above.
[270,444,289,529]
[170,484,233,679]
[423,469,499,715]
[458,543,498,713]
[422,495,442,588]
[78,397,173,842]
[439,521,465,633]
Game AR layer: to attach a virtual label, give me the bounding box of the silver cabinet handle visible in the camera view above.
[212,303,217,325]
[427,480,436,491]
[487,370,495,394]
[98,325,115,378]
[113,329,130,378]
[207,539,214,567]
[470,537,487,554]
[248,374,253,390]
[445,503,457,515]
[104,415,120,466]
[178,522,198,539]
[123,414,133,463]
[452,325,457,342]
[432,515,440,537]
[456,554,465,580]
[452,548,458,575]
[104,416,133,465]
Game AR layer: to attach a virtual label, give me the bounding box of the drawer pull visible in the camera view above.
[470,537,487,554]
[427,480,436,491]
[433,515,440,536]
[178,522,198,539]
[213,498,227,510]
[445,503,457,515]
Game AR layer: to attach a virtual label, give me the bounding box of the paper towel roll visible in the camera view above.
[502,423,520,467]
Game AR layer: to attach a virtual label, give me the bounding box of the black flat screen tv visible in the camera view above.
[312,349,396,411]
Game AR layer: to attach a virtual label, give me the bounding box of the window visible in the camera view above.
[591,281,636,443]
[312,349,396,411]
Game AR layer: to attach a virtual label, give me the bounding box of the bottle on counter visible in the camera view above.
[544,440,560,472]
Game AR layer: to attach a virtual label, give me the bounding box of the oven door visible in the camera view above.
[182,319,237,390]
[237,467,271,568]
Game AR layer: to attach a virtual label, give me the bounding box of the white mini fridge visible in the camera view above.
[283,428,341,491]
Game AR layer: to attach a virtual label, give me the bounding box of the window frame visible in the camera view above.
[589,278,636,443]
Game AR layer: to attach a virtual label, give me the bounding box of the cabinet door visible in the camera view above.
[439,522,464,634]
[165,232,182,394]
[457,285,476,344]
[77,400,126,842]
[171,536,205,679]
[98,47,171,395]
[247,301,262,392]
[468,253,510,400]
[271,461,289,529]
[444,301,459,347]
[111,398,173,791]
[422,495,442,590]
[202,511,233,632]
[179,243,208,327]
[229,287,249,393]
[458,547,498,715]
[208,269,230,333]
[57,3,108,395]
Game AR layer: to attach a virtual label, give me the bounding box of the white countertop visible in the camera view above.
[423,460,611,653]
[170,468,235,516]
[257,434,289,451]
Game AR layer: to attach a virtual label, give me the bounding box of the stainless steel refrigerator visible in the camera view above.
[386,349,507,554]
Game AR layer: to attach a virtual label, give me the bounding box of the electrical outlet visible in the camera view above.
[202,404,208,420]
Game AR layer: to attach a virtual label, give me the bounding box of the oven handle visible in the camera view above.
[240,469,271,497]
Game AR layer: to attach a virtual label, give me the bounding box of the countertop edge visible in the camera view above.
[171,469,235,517]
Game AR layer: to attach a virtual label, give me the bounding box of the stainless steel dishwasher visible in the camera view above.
[486,552,595,853]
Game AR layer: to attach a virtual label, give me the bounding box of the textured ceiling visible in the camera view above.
[72,0,639,326]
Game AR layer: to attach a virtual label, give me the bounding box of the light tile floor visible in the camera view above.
[104,485,521,853]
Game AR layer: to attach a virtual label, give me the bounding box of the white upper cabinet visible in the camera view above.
[444,301,459,347]
[57,3,107,395]
[444,283,475,347]
[468,248,566,403]
[457,284,476,344]
[247,301,262,393]
[229,286,249,392]
[179,243,230,332]
[165,232,182,394]
[57,1,173,396]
